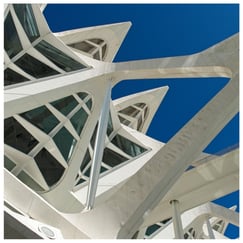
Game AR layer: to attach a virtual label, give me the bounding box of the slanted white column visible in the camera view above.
[170,200,184,239]
[86,82,111,210]
[206,216,215,239]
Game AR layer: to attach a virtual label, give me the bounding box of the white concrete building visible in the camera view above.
[4,4,239,239]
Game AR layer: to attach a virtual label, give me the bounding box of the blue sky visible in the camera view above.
[44,4,239,238]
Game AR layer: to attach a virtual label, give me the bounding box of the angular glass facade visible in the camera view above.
[51,95,78,116]
[70,108,88,136]
[35,40,86,72]
[4,13,22,58]
[15,53,59,79]
[35,148,65,187]
[4,68,29,86]
[53,127,77,162]
[20,105,59,134]
[4,91,93,191]
[4,117,38,154]
[112,134,146,157]
[13,4,40,42]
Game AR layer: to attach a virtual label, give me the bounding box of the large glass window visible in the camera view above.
[15,53,59,79]
[51,95,78,116]
[35,148,65,186]
[111,134,146,157]
[20,105,59,134]
[13,4,40,42]
[53,127,77,162]
[70,108,88,136]
[35,40,86,72]
[4,117,38,154]
[4,68,29,86]
[4,13,23,58]
[102,148,127,167]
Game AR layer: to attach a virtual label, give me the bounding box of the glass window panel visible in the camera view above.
[35,40,86,72]
[20,105,59,134]
[111,134,146,157]
[4,68,29,86]
[160,218,171,225]
[15,53,59,79]
[100,166,108,173]
[145,224,161,236]
[118,115,131,126]
[69,41,94,53]
[17,170,44,191]
[77,92,88,100]
[13,4,40,42]
[70,108,88,136]
[35,148,65,186]
[4,155,16,171]
[53,127,77,162]
[51,95,78,116]
[85,98,92,110]
[4,13,22,58]
[80,149,91,172]
[137,115,143,131]
[102,44,107,60]
[144,106,149,119]
[107,112,113,136]
[119,106,140,117]
[90,123,98,148]
[93,51,100,60]
[75,178,86,186]
[102,148,127,167]
[84,167,91,177]
[4,117,38,154]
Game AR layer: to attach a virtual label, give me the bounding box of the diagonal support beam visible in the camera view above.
[85,82,112,210]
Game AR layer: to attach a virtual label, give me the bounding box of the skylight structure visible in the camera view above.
[4,4,239,239]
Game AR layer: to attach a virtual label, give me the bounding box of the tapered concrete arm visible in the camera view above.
[112,33,238,84]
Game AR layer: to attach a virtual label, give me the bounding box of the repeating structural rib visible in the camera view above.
[75,33,238,239]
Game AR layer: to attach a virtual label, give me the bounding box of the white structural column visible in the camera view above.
[205,216,215,239]
[86,82,112,210]
[170,200,184,239]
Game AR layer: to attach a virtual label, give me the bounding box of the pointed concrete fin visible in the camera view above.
[113,86,169,133]
[39,4,47,12]
[55,22,132,62]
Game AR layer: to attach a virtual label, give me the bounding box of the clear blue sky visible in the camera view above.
[44,4,239,238]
